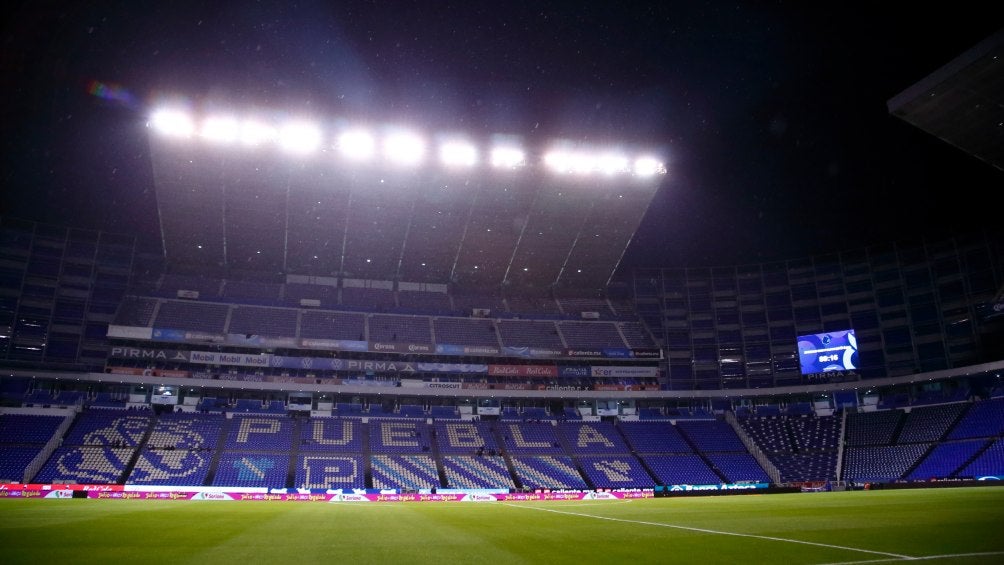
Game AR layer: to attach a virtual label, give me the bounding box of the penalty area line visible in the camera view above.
[500,503,913,560]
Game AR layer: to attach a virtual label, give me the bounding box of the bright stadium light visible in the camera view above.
[634,156,666,177]
[597,152,630,176]
[543,150,574,174]
[150,109,195,138]
[384,131,426,166]
[201,117,240,143]
[569,152,595,175]
[240,120,277,146]
[147,100,666,179]
[338,129,376,161]
[439,140,478,168]
[278,121,322,154]
[490,146,525,169]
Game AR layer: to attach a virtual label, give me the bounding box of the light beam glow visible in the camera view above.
[150,109,195,138]
[543,150,574,174]
[439,140,478,167]
[240,120,277,146]
[490,146,525,169]
[146,104,666,180]
[597,153,630,176]
[278,121,322,154]
[338,129,376,161]
[634,156,665,177]
[201,117,240,143]
[384,131,426,166]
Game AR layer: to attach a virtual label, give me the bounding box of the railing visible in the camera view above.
[835,409,848,481]
[23,407,78,483]
[724,411,781,484]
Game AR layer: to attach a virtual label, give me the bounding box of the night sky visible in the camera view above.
[2,2,1001,275]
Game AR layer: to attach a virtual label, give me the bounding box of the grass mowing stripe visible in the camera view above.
[501,502,914,559]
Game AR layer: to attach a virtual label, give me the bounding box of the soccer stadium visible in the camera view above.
[2,10,1004,565]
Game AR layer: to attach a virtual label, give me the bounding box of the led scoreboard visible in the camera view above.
[797,329,858,375]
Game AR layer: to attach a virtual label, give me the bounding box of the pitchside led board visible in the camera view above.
[797,329,859,375]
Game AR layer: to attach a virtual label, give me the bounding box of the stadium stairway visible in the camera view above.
[202,418,234,486]
[500,449,523,491]
[485,421,527,490]
[287,417,304,489]
[23,411,76,483]
[835,410,848,481]
[901,443,938,480]
[678,422,730,484]
[429,426,449,488]
[118,416,158,483]
[724,411,781,484]
[941,403,973,441]
[895,403,975,481]
[953,439,997,478]
[784,421,800,454]
[572,457,595,490]
[362,421,373,488]
[612,420,663,487]
[552,425,596,490]
[148,300,163,328]
[888,410,908,444]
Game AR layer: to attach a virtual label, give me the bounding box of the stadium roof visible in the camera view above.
[149,127,664,292]
[888,28,1004,174]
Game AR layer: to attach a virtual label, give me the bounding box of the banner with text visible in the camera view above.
[416,362,488,374]
[368,342,435,354]
[589,366,660,378]
[488,364,558,378]
[188,351,271,367]
[110,326,659,361]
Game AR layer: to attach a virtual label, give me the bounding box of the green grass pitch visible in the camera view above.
[2,486,1003,564]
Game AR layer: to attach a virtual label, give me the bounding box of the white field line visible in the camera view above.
[501,502,914,560]
[817,550,1004,564]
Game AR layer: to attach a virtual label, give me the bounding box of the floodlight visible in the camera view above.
[490,146,525,169]
[543,150,574,174]
[338,129,376,160]
[278,121,322,154]
[201,117,240,143]
[597,153,630,175]
[150,109,194,138]
[634,156,665,177]
[569,152,595,175]
[240,120,277,146]
[384,131,426,165]
[439,140,478,167]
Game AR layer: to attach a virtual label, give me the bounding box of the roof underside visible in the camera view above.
[150,140,663,292]
[888,28,1004,174]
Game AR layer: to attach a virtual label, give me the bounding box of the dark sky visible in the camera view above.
[2,1,1001,273]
